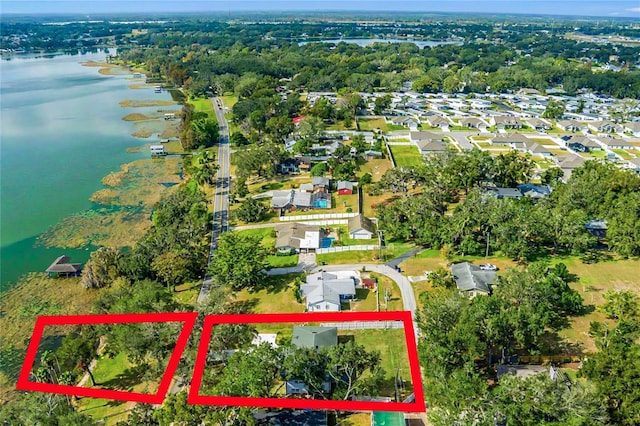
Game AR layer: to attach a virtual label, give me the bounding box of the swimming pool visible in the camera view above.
[313,199,329,208]
[321,237,335,248]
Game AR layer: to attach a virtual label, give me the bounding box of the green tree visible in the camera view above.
[208,232,269,291]
[373,94,392,114]
[542,99,566,119]
[492,150,534,187]
[310,162,329,177]
[235,198,267,223]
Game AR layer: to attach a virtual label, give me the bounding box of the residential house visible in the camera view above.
[337,181,354,195]
[364,150,383,160]
[312,176,330,193]
[487,187,523,199]
[296,156,312,172]
[556,119,587,133]
[279,158,300,175]
[585,220,607,239]
[459,117,488,131]
[555,154,588,180]
[491,115,523,129]
[518,183,552,199]
[348,214,375,239]
[292,115,306,126]
[592,137,634,150]
[624,122,640,137]
[411,131,447,154]
[588,120,621,134]
[450,262,496,297]
[525,117,552,131]
[275,223,321,253]
[563,135,601,152]
[388,115,420,130]
[300,271,357,312]
[271,190,332,212]
[424,115,450,130]
[625,157,640,173]
[490,133,529,150]
[523,140,552,158]
[46,255,82,278]
[291,326,338,349]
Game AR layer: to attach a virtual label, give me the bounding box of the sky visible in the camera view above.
[1,0,640,18]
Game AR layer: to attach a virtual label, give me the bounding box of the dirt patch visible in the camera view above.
[126,147,142,153]
[119,99,177,108]
[128,83,151,89]
[122,113,152,121]
[80,60,106,67]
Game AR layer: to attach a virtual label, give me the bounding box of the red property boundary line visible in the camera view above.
[15,312,198,404]
[189,311,425,412]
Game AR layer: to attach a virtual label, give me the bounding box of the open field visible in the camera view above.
[234,274,306,314]
[345,329,413,396]
[357,117,388,132]
[358,157,393,182]
[555,257,640,353]
[388,145,423,167]
[219,95,238,108]
[76,352,158,425]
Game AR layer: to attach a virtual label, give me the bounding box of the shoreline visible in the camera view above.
[1,59,185,401]
[1,62,181,287]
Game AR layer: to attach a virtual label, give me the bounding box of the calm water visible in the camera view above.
[0,51,170,289]
[299,38,463,48]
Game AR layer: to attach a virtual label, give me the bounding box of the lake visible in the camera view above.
[298,38,463,48]
[0,51,170,289]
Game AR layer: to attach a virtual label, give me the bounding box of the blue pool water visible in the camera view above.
[321,237,335,248]
[313,199,329,208]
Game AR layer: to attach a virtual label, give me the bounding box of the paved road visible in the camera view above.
[197,97,231,305]
[448,130,483,150]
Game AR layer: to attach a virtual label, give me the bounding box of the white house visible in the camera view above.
[348,215,375,239]
[150,145,166,156]
[300,271,357,312]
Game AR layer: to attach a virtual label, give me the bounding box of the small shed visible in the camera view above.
[337,181,354,195]
[46,255,82,278]
[361,278,377,290]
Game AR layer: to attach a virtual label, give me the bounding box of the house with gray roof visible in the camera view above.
[523,140,552,158]
[46,255,82,277]
[491,115,523,129]
[291,326,338,349]
[301,271,357,312]
[459,117,488,131]
[490,133,529,149]
[312,176,330,192]
[487,187,523,199]
[450,262,496,297]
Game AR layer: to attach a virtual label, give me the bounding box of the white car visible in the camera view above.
[479,264,497,271]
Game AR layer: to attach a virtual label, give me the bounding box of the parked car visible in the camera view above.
[479,263,498,271]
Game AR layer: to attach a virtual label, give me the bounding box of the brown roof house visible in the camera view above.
[46,255,82,277]
[348,215,375,239]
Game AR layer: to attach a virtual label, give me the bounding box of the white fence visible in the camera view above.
[319,321,404,330]
[316,245,378,254]
[299,219,349,226]
[386,141,413,146]
[279,212,358,221]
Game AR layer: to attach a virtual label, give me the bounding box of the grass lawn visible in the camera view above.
[333,193,359,213]
[344,329,413,396]
[554,257,640,353]
[77,352,158,425]
[530,138,560,146]
[582,150,607,159]
[612,149,634,160]
[357,157,393,182]
[234,273,305,314]
[357,117,388,132]
[268,254,299,268]
[173,281,201,306]
[348,274,404,312]
[362,192,401,217]
[219,95,238,108]
[235,227,276,247]
[473,136,493,141]
[189,97,215,119]
[388,145,423,167]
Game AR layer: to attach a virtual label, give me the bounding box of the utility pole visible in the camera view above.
[377,229,384,261]
[485,231,490,258]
